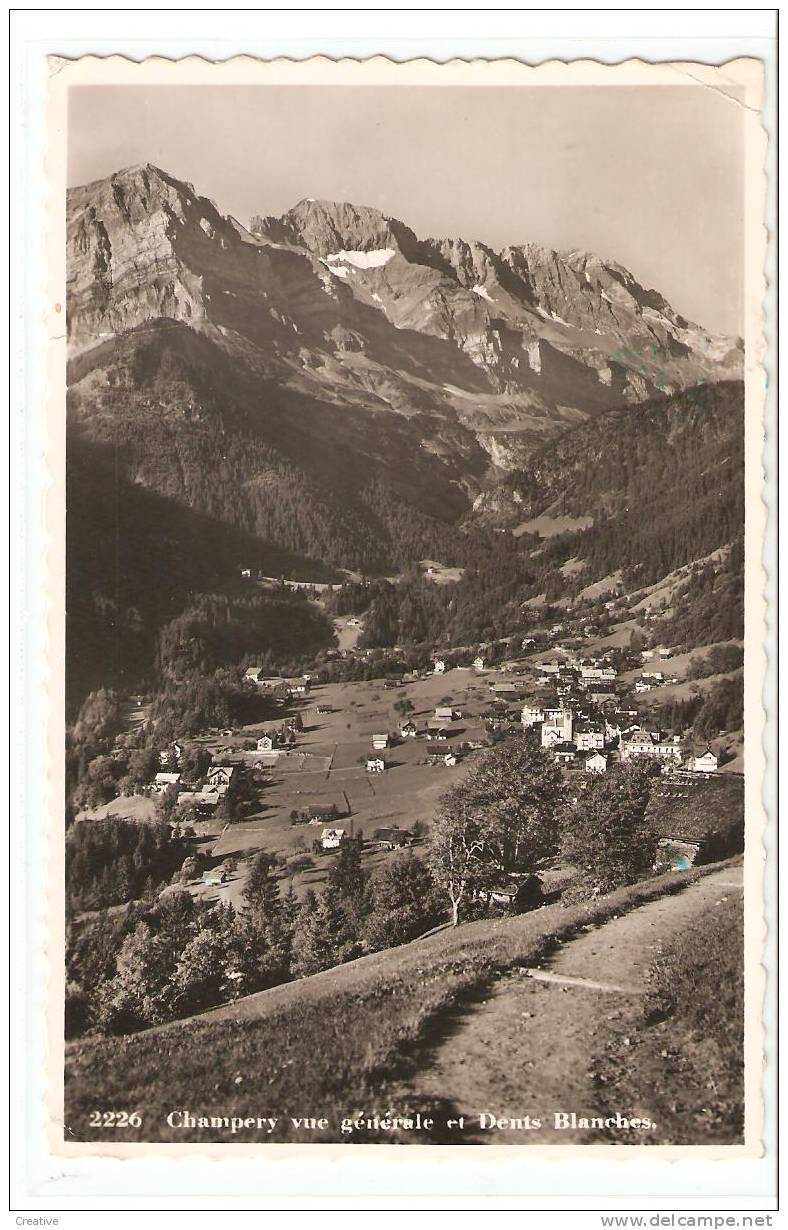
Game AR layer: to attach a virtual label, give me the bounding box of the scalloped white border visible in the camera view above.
[22,44,775,1203]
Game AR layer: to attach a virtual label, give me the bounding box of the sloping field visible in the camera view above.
[64,861,737,1144]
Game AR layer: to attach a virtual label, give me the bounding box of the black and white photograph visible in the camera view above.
[47,52,768,1157]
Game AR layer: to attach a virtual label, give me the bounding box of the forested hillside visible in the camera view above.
[353,382,745,651]
[475,381,743,590]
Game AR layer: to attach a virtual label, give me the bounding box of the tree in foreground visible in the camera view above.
[461,737,565,875]
[291,888,359,976]
[427,785,492,927]
[560,760,660,896]
[428,737,566,925]
[363,851,444,949]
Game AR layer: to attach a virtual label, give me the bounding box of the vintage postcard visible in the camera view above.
[43,52,770,1175]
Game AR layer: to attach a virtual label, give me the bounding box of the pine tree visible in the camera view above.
[291,887,357,977]
[363,852,444,950]
[326,835,367,924]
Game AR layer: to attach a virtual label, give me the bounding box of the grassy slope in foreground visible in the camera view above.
[598,893,744,1144]
[65,861,738,1144]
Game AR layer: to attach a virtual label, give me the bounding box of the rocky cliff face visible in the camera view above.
[66,162,743,543]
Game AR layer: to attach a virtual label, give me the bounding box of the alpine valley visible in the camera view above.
[66,164,744,703]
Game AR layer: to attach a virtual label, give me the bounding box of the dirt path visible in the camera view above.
[404,865,743,1144]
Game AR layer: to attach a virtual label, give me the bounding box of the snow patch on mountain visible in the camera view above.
[472,284,494,303]
[326,248,395,269]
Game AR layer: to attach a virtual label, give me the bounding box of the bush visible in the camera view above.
[285,854,314,877]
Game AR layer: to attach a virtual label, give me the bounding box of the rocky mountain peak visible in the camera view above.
[250,197,420,261]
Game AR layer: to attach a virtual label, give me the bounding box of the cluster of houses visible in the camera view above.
[532,654,620,706]
[151,762,240,816]
[318,822,416,852]
[364,705,469,772]
[635,668,679,693]
[243,668,311,701]
[521,700,718,776]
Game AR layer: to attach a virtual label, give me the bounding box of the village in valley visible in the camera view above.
[73,573,742,920]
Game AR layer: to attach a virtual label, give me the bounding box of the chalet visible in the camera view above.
[521,638,536,650]
[202,870,228,886]
[443,752,458,767]
[580,663,617,683]
[521,704,545,728]
[574,724,605,752]
[426,720,451,738]
[427,741,451,761]
[306,804,340,824]
[206,765,236,789]
[287,678,310,695]
[490,682,521,699]
[178,790,221,816]
[256,734,276,752]
[541,709,574,748]
[372,826,413,850]
[551,743,578,766]
[400,720,418,738]
[486,874,544,913]
[245,670,289,690]
[151,772,181,794]
[366,756,385,774]
[473,656,486,671]
[620,731,682,763]
[433,659,446,674]
[584,751,608,774]
[434,706,458,723]
[371,733,389,750]
[321,827,346,850]
[635,679,654,694]
[536,661,560,675]
[688,749,719,774]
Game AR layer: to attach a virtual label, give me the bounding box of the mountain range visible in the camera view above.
[66,163,744,700]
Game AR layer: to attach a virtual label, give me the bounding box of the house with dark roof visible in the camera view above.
[372,826,413,850]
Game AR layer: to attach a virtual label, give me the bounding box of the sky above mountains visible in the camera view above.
[68,82,744,336]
